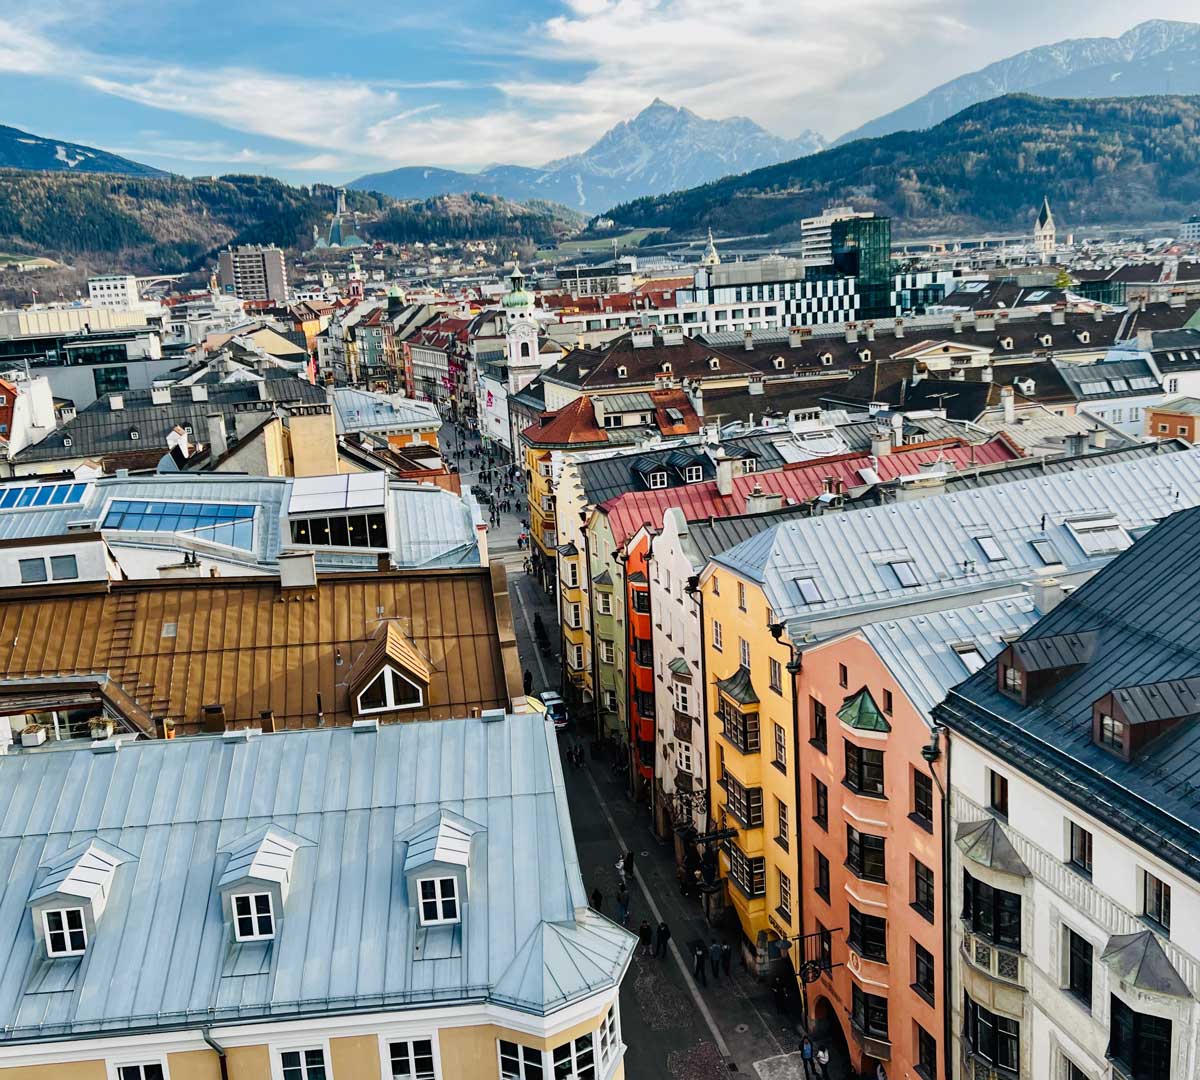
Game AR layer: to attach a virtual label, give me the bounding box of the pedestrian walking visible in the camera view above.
[622,850,634,880]
[637,920,653,958]
[815,1046,830,1079]
[614,855,627,887]
[590,886,602,912]
[691,941,707,986]
[616,884,630,926]
[708,939,722,980]
[772,974,787,1014]
[523,669,533,696]
[720,941,732,975]
[800,1036,815,1079]
[654,921,671,958]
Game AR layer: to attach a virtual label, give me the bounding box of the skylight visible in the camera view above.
[102,500,256,550]
[889,560,919,587]
[1030,538,1063,565]
[975,536,1004,562]
[795,577,823,604]
[953,643,986,674]
[0,482,87,510]
[1065,517,1132,557]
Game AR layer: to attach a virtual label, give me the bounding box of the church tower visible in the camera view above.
[503,264,541,393]
[700,228,721,268]
[1035,196,1056,257]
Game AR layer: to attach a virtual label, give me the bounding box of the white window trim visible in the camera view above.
[677,743,693,775]
[106,1056,171,1080]
[416,876,460,926]
[356,665,424,715]
[232,892,275,942]
[43,907,88,957]
[497,1038,546,1080]
[377,1030,442,1080]
[648,471,667,490]
[598,1001,624,1072]
[268,1038,333,1080]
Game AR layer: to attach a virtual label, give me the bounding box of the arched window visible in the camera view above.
[519,341,531,359]
[356,666,423,714]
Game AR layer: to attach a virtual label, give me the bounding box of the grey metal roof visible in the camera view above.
[955,818,1031,876]
[1055,356,1162,401]
[935,440,1190,492]
[1112,678,1200,726]
[330,389,442,435]
[716,666,759,706]
[1012,631,1098,672]
[935,504,1200,885]
[1101,931,1190,997]
[0,715,634,1041]
[712,448,1200,636]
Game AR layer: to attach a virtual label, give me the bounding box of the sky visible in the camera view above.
[0,0,1197,184]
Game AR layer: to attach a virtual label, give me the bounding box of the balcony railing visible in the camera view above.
[962,931,1024,986]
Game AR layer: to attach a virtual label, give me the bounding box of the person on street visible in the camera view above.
[691,941,707,986]
[799,1036,814,1079]
[523,669,533,696]
[616,884,630,926]
[637,920,653,958]
[772,974,787,1013]
[654,921,671,958]
[814,1046,830,1079]
[622,850,634,880]
[709,939,722,980]
[614,854,627,887]
[590,886,602,912]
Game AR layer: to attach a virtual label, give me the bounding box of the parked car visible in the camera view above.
[538,691,568,730]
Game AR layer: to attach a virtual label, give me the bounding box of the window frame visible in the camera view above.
[49,554,79,581]
[813,776,828,830]
[844,741,886,797]
[18,557,47,584]
[497,1038,544,1080]
[772,721,786,771]
[913,859,935,923]
[847,904,888,962]
[109,1061,169,1080]
[379,1032,441,1080]
[912,770,934,831]
[775,798,789,851]
[846,825,887,883]
[1108,995,1171,1080]
[850,983,889,1040]
[232,891,276,941]
[913,941,935,1004]
[1068,821,1093,876]
[769,656,783,694]
[416,876,460,926]
[989,770,1009,818]
[810,697,828,750]
[815,848,830,900]
[356,665,424,715]
[43,906,88,957]
[1142,870,1171,933]
[271,1041,332,1080]
[1064,925,1093,1010]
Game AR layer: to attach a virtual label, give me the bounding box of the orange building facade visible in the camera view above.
[625,533,656,790]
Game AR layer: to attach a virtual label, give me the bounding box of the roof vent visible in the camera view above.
[480,708,507,723]
[352,717,380,733]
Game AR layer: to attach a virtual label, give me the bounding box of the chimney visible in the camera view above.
[844,323,859,344]
[1090,428,1108,450]
[1092,306,1104,323]
[715,450,734,496]
[975,312,996,333]
[376,552,392,572]
[863,320,876,342]
[788,326,811,349]
[150,385,172,406]
[190,384,208,402]
[1050,306,1066,326]
[1028,577,1066,615]
[109,393,124,412]
[891,411,904,446]
[745,484,784,515]
[207,412,228,459]
[1000,385,1016,425]
[748,374,764,396]
[278,551,317,590]
[952,314,963,334]
[202,704,226,734]
[154,716,175,740]
[1170,290,1186,309]
[259,709,277,734]
[1136,328,1154,352]
[743,328,754,351]
[893,318,905,339]
[870,427,892,457]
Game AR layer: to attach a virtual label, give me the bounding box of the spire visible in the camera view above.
[701,228,720,268]
[1037,196,1054,230]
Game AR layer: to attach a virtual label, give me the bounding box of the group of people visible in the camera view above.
[688,937,732,985]
[797,1036,833,1079]
[635,918,672,957]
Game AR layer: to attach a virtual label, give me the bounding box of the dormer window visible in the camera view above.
[1001,337,1014,350]
[616,365,628,378]
[1040,334,1053,347]
[129,429,140,441]
[357,664,423,714]
[661,361,672,373]
[1098,712,1125,753]
[684,465,703,483]
[418,876,460,925]
[709,357,720,370]
[233,892,275,941]
[858,349,872,362]
[63,437,73,448]
[43,907,87,957]
[648,471,668,490]
[773,355,785,370]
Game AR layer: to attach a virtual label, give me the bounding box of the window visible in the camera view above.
[846,826,886,882]
[677,742,693,775]
[815,849,830,901]
[912,771,933,831]
[954,643,986,673]
[962,870,1022,950]
[1065,516,1131,556]
[388,1039,436,1080]
[597,592,612,615]
[233,892,274,940]
[1098,712,1125,753]
[848,905,887,961]
[281,1048,327,1080]
[811,698,827,749]
[1109,996,1171,1080]
[108,499,258,551]
[602,689,617,711]
[18,557,46,584]
[1031,537,1063,565]
[845,742,885,796]
[357,666,423,714]
[777,870,792,921]
[769,657,783,694]
[712,619,723,650]
[913,942,935,1003]
[726,845,766,898]
[737,581,746,610]
[712,574,719,595]
[975,535,1004,561]
[882,688,893,714]
[1001,664,1023,695]
[117,1067,165,1080]
[648,471,667,489]
[631,589,650,614]
[417,877,459,925]
[916,1024,937,1080]
[989,770,1009,817]
[889,559,919,587]
[913,859,935,922]
[566,562,578,587]
[49,554,78,580]
[838,663,848,688]
[675,682,691,713]
[685,464,703,483]
[724,774,763,827]
[776,799,789,851]
[964,997,1019,1072]
[599,640,614,664]
[598,1003,621,1069]
[1065,926,1093,1008]
[43,907,87,956]
[289,511,387,550]
[570,644,583,670]
[1069,822,1093,875]
[796,577,822,603]
[718,697,759,753]
[851,984,889,1040]
[1063,1056,1089,1080]
[738,637,750,669]
[772,722,786,771]
[500,1040,544,1080]
[813,777,828,829]
[1143,871,1171,932]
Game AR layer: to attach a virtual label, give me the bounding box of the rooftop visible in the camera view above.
[0,714,632,1041]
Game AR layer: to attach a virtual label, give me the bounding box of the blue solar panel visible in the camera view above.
[101,500,257,551]
[0,481,88,510]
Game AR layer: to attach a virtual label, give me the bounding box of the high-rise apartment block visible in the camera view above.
[87,274,140,309]
[217,244,289,303]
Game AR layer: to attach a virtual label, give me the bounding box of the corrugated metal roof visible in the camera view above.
[713,448,1200,633]
[330,388,441,434]
[0,715,634,1040]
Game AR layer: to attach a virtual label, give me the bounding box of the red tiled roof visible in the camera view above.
[521,396,608,445]
[599,438,1020,545]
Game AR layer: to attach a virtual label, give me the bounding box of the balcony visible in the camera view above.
[848,1020,891,1063]
[962,931,1024,987]
[959,1055,1017,1080]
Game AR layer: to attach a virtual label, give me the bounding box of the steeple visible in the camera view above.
[1034,196,1056,257]
[701,228,720,268]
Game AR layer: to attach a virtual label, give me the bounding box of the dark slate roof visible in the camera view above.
[837,688,891,732]
[935,504,1200,885]
[716,666,759,706]
[1113,678,1200,726]
[684,506,812,565]
[13,381,326,463]
[1012,630,1098,672]
[954,817,1031,877]
[1101,931,1190,997]
[1055,356,1162,401]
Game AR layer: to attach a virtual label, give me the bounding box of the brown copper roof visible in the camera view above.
[0,565,520,735]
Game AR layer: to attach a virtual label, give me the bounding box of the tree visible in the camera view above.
[1054,268,1074,289]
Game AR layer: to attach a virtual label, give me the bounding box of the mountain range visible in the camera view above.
[606,94,1200,238]
[0,123,163,177]
[835,19,1200,144]
[348,99,825,211]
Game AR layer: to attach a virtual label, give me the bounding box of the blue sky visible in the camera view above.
[0,0,1196,184]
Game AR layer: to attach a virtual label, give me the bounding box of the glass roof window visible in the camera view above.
[102,499,256,550]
